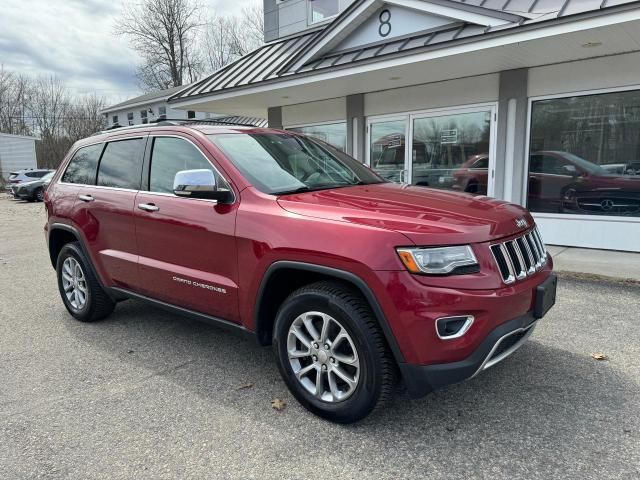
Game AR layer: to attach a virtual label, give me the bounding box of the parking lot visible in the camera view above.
[0,193,638,480]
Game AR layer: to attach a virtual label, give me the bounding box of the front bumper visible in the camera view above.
[399,310,539,398]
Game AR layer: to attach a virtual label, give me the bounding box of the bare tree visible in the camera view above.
[64,94,108,142]
[201,3,264,73]
[115,0,203,92]
[0,67,32,136]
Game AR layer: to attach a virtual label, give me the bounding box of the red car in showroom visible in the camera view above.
[44,120,556,423]
[453,151,640,215]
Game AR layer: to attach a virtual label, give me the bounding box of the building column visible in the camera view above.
[346,94,365,161]
[495,69,529,205]
[267,106,283,129]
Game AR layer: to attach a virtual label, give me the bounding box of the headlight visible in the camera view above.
[396,245,478,275]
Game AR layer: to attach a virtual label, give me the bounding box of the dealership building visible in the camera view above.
[170,0,640,252]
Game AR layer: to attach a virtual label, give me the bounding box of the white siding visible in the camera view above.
[528,51,640,97]
[364,74,499,117]
[282,98,346,126]
[0,134,37,180]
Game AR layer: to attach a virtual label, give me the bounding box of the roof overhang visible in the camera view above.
[170,7,640,117]
[287,0,521,72]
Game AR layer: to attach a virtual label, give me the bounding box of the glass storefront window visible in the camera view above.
[412,111,491,193]
[288,122,347,152]
[529,90,640,217]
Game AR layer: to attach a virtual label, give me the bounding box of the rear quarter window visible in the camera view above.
[62,144,104,185]
[97,138,145,190]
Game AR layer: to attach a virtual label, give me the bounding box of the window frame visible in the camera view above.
[141,134,236,204]
[524,84,640,223]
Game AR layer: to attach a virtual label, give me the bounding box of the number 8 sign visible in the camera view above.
[378,9,391,37]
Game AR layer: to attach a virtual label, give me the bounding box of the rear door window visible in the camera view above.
[97,138,145,190]
[62,144,104,185]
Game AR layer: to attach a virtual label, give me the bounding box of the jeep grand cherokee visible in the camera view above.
[44,120,556,423]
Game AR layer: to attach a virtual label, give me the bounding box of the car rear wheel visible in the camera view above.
[35,187,44,202]
[273,281,396,423]
[56,242,115,322]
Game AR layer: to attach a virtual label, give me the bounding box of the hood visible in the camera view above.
[277,183,533,246]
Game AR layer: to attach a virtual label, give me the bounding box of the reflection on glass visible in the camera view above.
[288,122,347,152]
[412,111,491,193]
[529,90,640,216]
[369,120,406,182]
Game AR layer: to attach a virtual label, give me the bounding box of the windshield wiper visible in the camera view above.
[274,186,315,195]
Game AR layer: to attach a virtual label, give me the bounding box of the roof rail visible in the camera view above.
[91,116,265,136]
[151,116,263,128]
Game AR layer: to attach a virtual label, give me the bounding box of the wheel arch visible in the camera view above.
[48,223,81,268]
[48,223,115,300]
[254,261,405,364]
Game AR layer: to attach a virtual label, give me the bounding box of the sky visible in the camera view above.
[0,0,258,106]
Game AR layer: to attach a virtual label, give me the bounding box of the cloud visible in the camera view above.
[0,0,259,105]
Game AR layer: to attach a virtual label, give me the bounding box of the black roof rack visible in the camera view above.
[92,116,266,136]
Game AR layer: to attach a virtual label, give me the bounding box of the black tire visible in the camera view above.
[273,280,396,423]
[56,242,115,322]
[35,187,44,202]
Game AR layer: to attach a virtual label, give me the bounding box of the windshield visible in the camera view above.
[42,172,55,181]
[209,133,385,195]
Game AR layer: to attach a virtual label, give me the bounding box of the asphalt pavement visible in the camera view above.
[0,194,638,479]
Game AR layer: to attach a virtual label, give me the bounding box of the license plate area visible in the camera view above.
[534,274,557,319]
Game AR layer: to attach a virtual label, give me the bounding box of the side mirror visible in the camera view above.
[173,169,233,203]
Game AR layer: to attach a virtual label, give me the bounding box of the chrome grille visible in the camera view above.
[490,227,547,284]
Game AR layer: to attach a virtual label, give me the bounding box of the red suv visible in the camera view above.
[44,121,556,423]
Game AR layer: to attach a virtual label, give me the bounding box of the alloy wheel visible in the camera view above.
[287,311,360,402]
[61,257,88,310]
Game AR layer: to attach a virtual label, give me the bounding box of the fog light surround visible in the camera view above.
[435,315,475,340]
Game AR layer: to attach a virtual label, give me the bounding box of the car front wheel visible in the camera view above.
[273,281,396,423]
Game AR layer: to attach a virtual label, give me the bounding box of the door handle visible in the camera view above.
[138,203,159,212]
[78,194,94,202]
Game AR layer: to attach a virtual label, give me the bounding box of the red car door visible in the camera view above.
[68,136,147,290]
[133,134,240,323]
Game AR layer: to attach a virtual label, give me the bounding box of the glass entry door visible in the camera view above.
[411,109,493,194]
[367,106,496,196]
[368,118,408,183]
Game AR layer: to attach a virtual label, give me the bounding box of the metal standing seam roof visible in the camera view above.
[103,85,188,113]
[170,0,640,102]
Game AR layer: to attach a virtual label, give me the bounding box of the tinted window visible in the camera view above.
[149,137,217,194]
[62,144,103,185]
[97,138,145,189]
